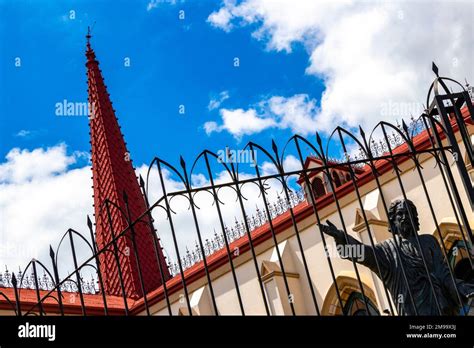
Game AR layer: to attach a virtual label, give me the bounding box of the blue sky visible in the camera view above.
[0,0,323,168]
[1,0,472,268]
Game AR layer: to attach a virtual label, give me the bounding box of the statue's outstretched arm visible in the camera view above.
[320,220,381,271]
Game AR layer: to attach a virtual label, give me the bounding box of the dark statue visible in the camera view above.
[321,199,474,315]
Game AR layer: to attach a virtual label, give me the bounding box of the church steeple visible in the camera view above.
[86,30,170,299]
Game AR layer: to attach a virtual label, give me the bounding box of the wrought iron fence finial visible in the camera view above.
[87,215,93,229]
[432,61,439,77]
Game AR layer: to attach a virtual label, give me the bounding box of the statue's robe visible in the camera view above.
[360,234,473,315]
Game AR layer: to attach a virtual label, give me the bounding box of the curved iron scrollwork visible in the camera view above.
[1,71,473,316]
[0,266,98,295]
[167,189,306,276]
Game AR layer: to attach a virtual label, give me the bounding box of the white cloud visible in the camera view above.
[207,0,474,132]
[203,121,220,135]
[208,90,230,110]
[147,0,178,11]
[204,94,319,138]
[267,94,319,134]
[283,154,302,173]
[0,144,93,273]
[0,144,80,184]
[138,158,298,266]
[204,107,277,138]
[0,143,300,280]
[220,108,277,137]
[260,154,302,176]
[15,130,31,138]
[207,5,234,32]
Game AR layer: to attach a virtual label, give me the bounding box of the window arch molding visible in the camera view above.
[321,275,379,316]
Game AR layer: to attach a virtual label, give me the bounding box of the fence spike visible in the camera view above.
[432,61,439,77]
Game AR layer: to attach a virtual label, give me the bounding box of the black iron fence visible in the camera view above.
[1,69,473,316]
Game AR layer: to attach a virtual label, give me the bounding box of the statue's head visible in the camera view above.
[388,199,419,238]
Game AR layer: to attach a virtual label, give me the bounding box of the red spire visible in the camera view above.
[86,31,170,299]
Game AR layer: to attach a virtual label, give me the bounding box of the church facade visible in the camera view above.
[138,123,474,316]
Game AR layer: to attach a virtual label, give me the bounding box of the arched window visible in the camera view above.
[343,291,380,316]
[447,240,473,314]
[332,171,342,188]
[312,177,326,198]
[339,172,346,185]
[448,240,473,283]
[322,275,381,315]
[345,173,351,183]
